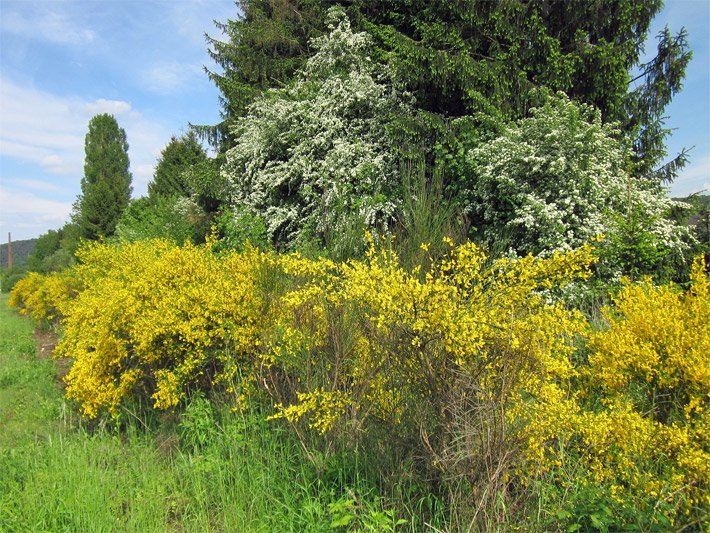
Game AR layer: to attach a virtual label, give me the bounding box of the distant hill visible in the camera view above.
[0,238,37,268]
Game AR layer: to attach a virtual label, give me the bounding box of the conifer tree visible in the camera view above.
[148,132,207,200]
[204,0,691,180]
[74,114,132,240]
[197,0,328,151]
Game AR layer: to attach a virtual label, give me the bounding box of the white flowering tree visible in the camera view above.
[221,10,410,247]
[468,93,688,263]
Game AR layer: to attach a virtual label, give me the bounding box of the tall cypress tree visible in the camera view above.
[75,114,132,240]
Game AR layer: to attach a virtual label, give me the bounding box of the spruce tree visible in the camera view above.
[75,114,132,240]
[196,0,329,151]
[204,1,691,181]
[148,132,207,200]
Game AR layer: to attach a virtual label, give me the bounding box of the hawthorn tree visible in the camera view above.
[468,92,688,262]
[222,11,410,247]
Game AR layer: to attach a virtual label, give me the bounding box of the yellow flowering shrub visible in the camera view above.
[9,235,707,528]
[13,239,264,418]
[9,270,78,323]
[515,256,709,528]
[262,240,594,464]
[583,256,708,523]
[269,388,351,434]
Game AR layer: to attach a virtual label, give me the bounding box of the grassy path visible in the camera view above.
[0,295,61,451]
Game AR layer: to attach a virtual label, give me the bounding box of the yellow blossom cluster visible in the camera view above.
[13,240,263,417]
[9,239,708,526]
[8,270,78,322]
[513,256,709,526]
[262,240,595,450]
[269,388,351,434]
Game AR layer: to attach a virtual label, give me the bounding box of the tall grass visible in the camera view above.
[0,296,446,531]
[395,158,466,271]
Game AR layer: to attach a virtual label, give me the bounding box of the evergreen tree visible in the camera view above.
[205,1,691,180]
[196,0,329,151]
[74,114,132,240]
[148,132,207,200]
[355,0,691,180]
[25,222,79,273]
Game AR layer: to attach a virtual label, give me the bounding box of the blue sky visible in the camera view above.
[1,0,708,241]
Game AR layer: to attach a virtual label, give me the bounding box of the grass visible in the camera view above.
[0,296,444,531]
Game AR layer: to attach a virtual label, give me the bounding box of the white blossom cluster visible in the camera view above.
[469,93,688,257]
[222,10,409,245]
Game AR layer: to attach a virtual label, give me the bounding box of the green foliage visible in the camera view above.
[0,267,26,293]
[599,203,677,281]
[183,156,229,214]
[693,198,710,257]
[328,492,408,531]
[395,157,464,271]
[27,230,62,269]
[114,196,205,245]
[25,223,80,274]
[179,392,217,452]
[675,193,710,261]
[206,0,691,180]
[202,0,693,265]
[355,0,690,181]
[212,207,269,253]
[74,114,132,240]
[199,0,330,151]
[626,27,693,179]
[148,132,208,200]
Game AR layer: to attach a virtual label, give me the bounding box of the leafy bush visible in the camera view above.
[212,207,269,253]
[114,196,206,245]
[1,267,27,293]
[25,223,81,274]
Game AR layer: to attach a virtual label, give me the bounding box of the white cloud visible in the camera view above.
[0,78,169,196]
[3,178,64,194]
[141,62,205,94]
[0,187,73,240]
[40,154,76,175]
[0,8,96,46]
[83,99,133,115]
